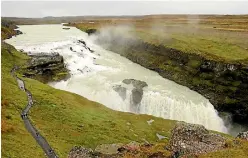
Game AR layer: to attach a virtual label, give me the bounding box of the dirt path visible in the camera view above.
[11,66,58,158]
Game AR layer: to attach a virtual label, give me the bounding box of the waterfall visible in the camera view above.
[5,24,228,133]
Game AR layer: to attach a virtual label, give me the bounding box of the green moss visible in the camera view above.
[192,78,202,86]
[224,97,237,104]
[188,59,202,68]
[229,86,237,92]
[199,73,214,80]
[232,81,242,87]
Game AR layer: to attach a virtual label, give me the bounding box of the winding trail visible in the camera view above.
[11,66,58,158]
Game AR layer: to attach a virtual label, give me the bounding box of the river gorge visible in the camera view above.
[6,24,239,135]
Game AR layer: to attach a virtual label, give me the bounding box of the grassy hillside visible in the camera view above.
[67,15,248,63]
[1,20,20,40]
[1,43,177,157]
[2,42,248,158]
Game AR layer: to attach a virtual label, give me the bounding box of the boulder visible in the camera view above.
[68,146,93,158]
[236,131,248,140]
[169,122,226,155]
[95,143,123,155]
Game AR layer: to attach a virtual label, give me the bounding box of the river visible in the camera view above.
[6,24,229,133]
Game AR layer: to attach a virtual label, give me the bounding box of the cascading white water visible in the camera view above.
[5,24,228,133]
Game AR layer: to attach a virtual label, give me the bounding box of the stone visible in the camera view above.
[95,143,123,155]
[169,122,226,155]
[147,119,154,125]
[236,131,248,140]
[68,146,93,158]
[156,133,167,140]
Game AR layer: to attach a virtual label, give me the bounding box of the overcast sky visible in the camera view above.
[1,1,248,18]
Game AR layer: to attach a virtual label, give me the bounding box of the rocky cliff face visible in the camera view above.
[24,52,69,83]
[91,31,248,124]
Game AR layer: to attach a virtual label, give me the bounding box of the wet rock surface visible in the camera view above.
[122,79,148,89]
[122,79,148,106]
[24,52,68,83]
[113,85,127,100]
[169,122,226,155]
[113,79,148,111]
[85,29,97,35]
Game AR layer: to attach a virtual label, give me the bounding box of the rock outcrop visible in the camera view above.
[169,122,226,156]
[24,52,69,83]
[85,29,97,35]
[122,79,148,90]
[122,79,148,106]
[113,79,148,111]
[113,85,127,100]
[236,131,248,140]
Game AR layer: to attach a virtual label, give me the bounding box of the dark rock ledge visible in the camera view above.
[23,52,69,83]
